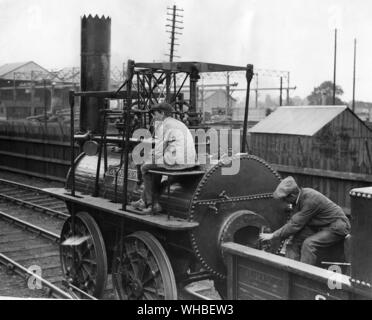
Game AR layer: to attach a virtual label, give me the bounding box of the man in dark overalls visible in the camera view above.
[259,176,351,265]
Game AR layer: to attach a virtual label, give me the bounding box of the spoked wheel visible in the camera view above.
[112,231,177,300]
[60,211,108,298]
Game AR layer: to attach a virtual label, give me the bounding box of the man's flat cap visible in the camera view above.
[273,176,299,199]
[150,102,174,114]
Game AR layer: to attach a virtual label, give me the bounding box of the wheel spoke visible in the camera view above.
[81,262,94,279]
[143,286,165,296]
[142,269,158,285]
[82,258,97,266]
[60,212,108,299]
[112,232,177,300]
[135,239,149,259]
[127,256,142,279]
[137,259,147,281]
[143,291,155,300]
[122,267,135,282]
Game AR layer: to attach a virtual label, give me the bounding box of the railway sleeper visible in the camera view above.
[20,195,51,202]
[0,235,38,245]
[47,204,68,211]
[3,244,57,257]
[28,198,57,205]
[1,190,33,198]
[47,275,65,285]
[0,238,46,251]
[0,229,26,238]
[35,265,62,279]
[12,251,60,263]
[0,188,19,194]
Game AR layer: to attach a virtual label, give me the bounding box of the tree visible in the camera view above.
[307,81,344,105]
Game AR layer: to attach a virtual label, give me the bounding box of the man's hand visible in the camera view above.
[259,232,274,242]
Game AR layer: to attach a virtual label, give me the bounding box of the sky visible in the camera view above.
[0,0,372,102]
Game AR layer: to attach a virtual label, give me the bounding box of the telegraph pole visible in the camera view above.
[255,74,259,108]
[333,28,337,105]
[43,79,47,131]
[165,5,183,101]
[279,77,283,106]
[286,71,290,105]
[352,38,357,112]
[226,72,230,116]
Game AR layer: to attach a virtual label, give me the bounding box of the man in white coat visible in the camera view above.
[131,102,196,214]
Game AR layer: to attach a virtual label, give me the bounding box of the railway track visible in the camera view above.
[0,179,116,299]
[0,178,69,219]
[0,210,72,299]
[0,177,213,300]
[0,178,84,299]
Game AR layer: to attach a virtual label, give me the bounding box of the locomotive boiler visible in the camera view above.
[43,15,290,299]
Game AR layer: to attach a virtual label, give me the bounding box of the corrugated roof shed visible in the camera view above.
[0,62,30,77]
[203,89,237,101]
[248,106,347,136]
[0,61,51,80]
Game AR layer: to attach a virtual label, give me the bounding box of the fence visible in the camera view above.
[0,121,369,210]
[0,121,78,182]
[245,134,372,210]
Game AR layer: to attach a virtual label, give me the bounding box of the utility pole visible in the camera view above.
[279,77,283,106]
[13,72,16,103]
[226,72,230,117]
[286,72,290,105]
[352,38,357,112]
[165,5,183,102]
[30,71,35,116]
[201,77,205,116]
[255,74,259,108]
[43,79,47,131]
[122,62,126,109]
[333,28,337,105]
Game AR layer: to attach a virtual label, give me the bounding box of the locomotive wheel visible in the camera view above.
[60,212,108,298]
[112,231,178,300]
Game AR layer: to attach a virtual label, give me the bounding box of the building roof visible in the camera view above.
[0,62,29,77]
[204,89,237,101]
[248,105,348,136]
[0,61,51,80]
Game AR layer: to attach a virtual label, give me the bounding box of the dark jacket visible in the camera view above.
[273,188,350,240]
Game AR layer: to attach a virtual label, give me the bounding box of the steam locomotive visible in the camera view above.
[43,16,353,300]
[44,54,296,299]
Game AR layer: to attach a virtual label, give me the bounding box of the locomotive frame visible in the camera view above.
[38,14,372,301]
[43,60,293,299]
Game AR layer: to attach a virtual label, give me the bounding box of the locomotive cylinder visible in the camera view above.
[80,15,111,134]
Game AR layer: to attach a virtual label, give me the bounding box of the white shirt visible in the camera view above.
[153,117,196,166]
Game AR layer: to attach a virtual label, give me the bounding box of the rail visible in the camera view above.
[0,210,60,242]
[0,178,69,219]
[0,253,72,299]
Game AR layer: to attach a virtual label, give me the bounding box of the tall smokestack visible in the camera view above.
[80,15,111,134]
